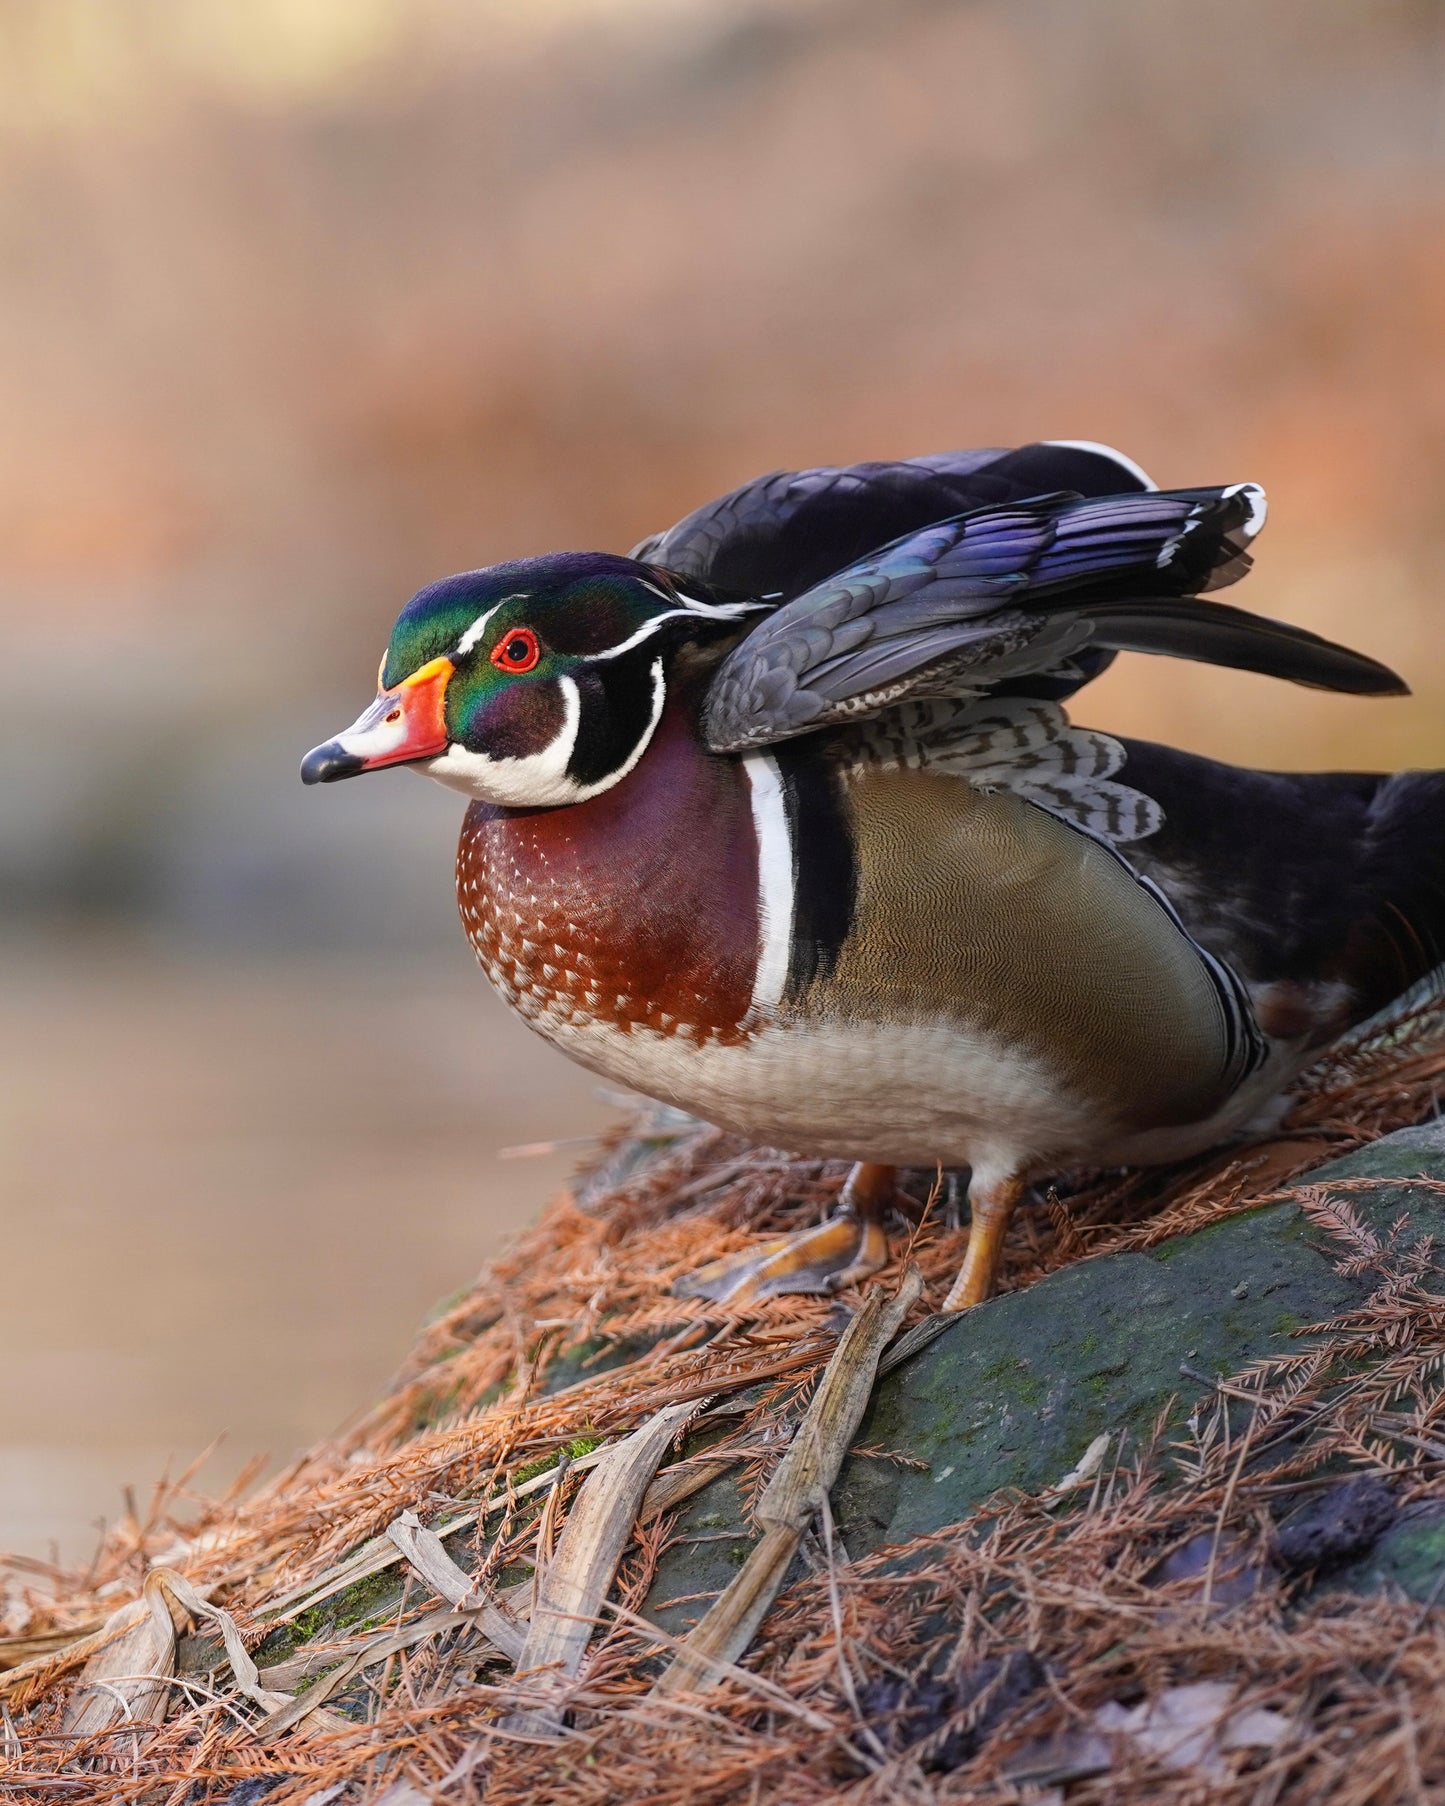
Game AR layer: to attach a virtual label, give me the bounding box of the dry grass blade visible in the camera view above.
[266,1452,741,1711]
[504,1399,697,1737]
[56,1565,352,1745]
[638,1451,741,1521]
[263,1441,619,1628]
[0,1625,104,1674]
[61,1571,180,1742]
[256,1582,530,1692]
[758,1266,922,1534]
[0,1622,132,1702]
[652,1264,923,1698]
[255,1602,491,1740]
[386,1510,526,1661]
[149,1569,292,1716]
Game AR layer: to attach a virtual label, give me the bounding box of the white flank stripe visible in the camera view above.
[743,752,794,1022]
[1044,439,1158,492]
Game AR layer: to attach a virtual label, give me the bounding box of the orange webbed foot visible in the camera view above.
[674,1161,896,1305]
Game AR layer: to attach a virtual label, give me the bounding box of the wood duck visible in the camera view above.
[301,442,1443,1311]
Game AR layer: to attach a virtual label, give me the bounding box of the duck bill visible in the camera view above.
[300,656,454,785]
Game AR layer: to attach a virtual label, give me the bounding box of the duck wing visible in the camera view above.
[699,483,1405,754]
[631,440,1155,605]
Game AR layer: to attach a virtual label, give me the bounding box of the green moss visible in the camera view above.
[333,1568,404,1630]
[1079,1367,1116,1409]
[511,1434,604,1488]
[271,1566,405,1656]
[288,1606,334,1644]
[289,1660,342,1694]
[973,1354,1048,1411]
[641,1474,756,1637]
[512,1453,557,1487]
[830,1182,1380,1558]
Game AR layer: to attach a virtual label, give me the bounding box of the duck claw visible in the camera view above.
[674,1208,889,1305]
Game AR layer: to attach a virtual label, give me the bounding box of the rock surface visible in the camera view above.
[645,1122,1445,1628]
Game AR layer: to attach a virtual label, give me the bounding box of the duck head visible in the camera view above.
[301,553,760,807]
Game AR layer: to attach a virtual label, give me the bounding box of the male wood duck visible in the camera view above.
[302,442,1444,1311]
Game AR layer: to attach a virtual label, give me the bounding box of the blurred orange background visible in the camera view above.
[3,0,1443,1559]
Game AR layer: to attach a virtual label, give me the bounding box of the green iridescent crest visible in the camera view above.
[380,557,680,691]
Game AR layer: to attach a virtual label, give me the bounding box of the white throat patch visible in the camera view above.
[421,660,667,807]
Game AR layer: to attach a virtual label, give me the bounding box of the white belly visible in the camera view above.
[508,1005,1302,1179]
[522,1011,1102,1173]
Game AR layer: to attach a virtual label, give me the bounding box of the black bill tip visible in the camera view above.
[301,741,366,785]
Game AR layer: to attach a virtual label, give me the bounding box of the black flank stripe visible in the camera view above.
[776,744,857,1001]
[567,649,659,789]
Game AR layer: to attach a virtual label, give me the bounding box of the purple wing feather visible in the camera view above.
[700,483,1405,753]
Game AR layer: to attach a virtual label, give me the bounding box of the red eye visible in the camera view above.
[490,627,540,674]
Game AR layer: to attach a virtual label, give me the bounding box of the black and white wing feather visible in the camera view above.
[699,484,1405,754]
[844,697,1166,846]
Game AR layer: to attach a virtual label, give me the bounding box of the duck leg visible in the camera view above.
[941,1172,1026,1310]
[676,1161,896,1305]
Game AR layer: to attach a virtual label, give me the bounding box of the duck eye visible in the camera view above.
[490,627,541,674]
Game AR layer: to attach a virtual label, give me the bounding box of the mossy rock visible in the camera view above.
[1327,1505,1445,1602]
[540,1330,670,1398]
[177,1125,1444,1673]
[644,1121,1445,1620]
[646,1472,758,1637]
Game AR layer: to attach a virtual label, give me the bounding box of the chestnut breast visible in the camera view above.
[457,699,760,1044]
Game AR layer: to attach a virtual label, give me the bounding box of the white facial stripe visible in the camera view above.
[743,752,794,1023]
[638,580,762,619]
[461,588,760,677]
[591,602,764,661]
[676,594,765,617]
[456,594,530,657]
[591,610,697,660]
[593,656,666,792]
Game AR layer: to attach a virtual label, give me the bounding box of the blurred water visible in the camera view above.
[0,938,616,1558]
